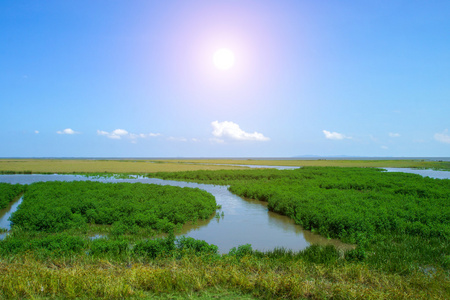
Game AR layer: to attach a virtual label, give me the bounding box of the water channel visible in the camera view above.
[0,167,449,252]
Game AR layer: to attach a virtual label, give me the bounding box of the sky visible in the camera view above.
[1,0,449,158]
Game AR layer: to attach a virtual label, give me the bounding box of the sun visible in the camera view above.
[213,48,235,70]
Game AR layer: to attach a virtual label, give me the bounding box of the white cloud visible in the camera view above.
[57,128,79,135]
[211,121,270,142]
[138,133,161,138]
[34,130,39,134]
[389,132,400,138]
[434,129,450,144]
[322,130,350,140]
[381,145,388,150]
[98,129,161,140]
[112,129,128,136]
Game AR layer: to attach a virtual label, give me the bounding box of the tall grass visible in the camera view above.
[1,251,447,299]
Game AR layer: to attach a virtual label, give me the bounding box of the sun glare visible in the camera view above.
[213,48,235,70]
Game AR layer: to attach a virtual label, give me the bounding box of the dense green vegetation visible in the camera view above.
[10,181,217,233]
[148,167,450,273]
[0,230,218,259]
[0,183,25,210]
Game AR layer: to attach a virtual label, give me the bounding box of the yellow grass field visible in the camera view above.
[158,158,450,170]
[0,159,247,174]
[0,158,449,174]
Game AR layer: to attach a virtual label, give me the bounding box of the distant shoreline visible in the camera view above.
[0,158,449,173]
[1,156,449,162]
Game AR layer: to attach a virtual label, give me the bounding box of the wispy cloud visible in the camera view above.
[211,121,270,142]
[98,129,161,140]
[389,132,400,138]
[322,130,351,140]
[167,136,188,142]
[34,130,39,134]
[434,129,450,144]
[381,145,388,150]
[57,128,79,135]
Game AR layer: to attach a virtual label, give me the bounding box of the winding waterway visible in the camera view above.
[1,167,448,252]
[0,174,350,252]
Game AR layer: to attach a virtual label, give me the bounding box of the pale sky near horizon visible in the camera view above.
[1,1,449,157]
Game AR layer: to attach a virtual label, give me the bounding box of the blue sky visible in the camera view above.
[1,0,449,157]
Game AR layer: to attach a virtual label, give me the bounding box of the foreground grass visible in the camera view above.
[1,225,448,298]
[1,251,447,299]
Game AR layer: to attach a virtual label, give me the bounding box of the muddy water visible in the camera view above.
[0,174,351,252]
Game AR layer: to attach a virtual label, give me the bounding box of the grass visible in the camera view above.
[1,158,449,174]
[1,250,447,299]
[0,159,248,174]
[159,158,450,170]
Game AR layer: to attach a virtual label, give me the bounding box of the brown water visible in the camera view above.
[0,174,352,252]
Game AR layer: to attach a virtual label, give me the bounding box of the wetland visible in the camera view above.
[0,160,449,299]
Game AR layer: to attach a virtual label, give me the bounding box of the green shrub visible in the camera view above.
[176,236,218,254]
[229,244,253,259]
[90,238,129,256]
[301,245,340,264]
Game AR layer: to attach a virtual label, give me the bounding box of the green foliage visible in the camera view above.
[345,247,367,262]
[9,181,216,233]
[0,233,85,256]
[0,183,26,209]
[229,244,253,259]
[89,238,129,256]
[176,236,219,255]
[133,237,175,259]
[301,244,340,264]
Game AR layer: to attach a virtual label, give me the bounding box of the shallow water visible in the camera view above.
[383,168,450,179]
[0,174,349,252]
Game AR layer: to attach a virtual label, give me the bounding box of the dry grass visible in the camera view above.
[0,159,247,174]
[160,158,450,169]
[0,255,447,299]
[1,158,449,174]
